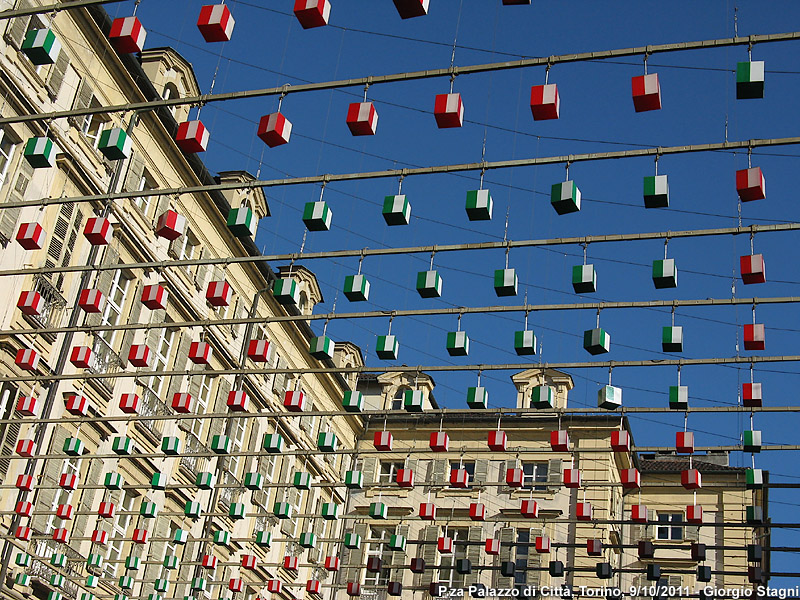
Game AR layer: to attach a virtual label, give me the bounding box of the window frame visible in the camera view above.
[521,461,548,491]
[656,512,684,541]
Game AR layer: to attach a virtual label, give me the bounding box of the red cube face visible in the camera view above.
[83,217,112,245]
[201,554,217,569]
[396,468,414,487]
[128,345,151,368]
[69,345,93,368]
[229,579,244,593]
[550,430,570,451]
[59,472,77,490]
[141,284,167,310]
[631,73,662,112]
[176,120,210,153]
[267,580,282,593]
[79,288,105,313]
[294,0,331,29]
[16,474,34,491]
[736,167,766,202]
[744,324,765,351]
[241,555,257,570]
[449,468,469,488]
[283,556,298,570]
[429,431,449,452]
[631,504,648,523]
[469,502,486,521]
[98,502,115,518]
[434,93,464,128]
[393,0,429,18]
[227,390,249,412]
[17,291,43,315]
[247,339,270,362]
[171,393,194,413]
[488,430,507,451]
[257,112,293,147]
[437,536,453,553]
[109,16,147,53]
[521,499,538,518]
[535,536,551,553]
[419,502,436,520]
[347,582,361,597]
[16,395,37,416]
[16,439,34,457]
[56,504,74,520]
[366,557,382,572]
[576,502,592,521]
[91,530,108,545]
[52,528,68,543]
[197,4,235,42]
[15,348,39,371]
[155,209,186,240]
[621,468,641,489]
[15,526,32,541]
[563,468,581,488]
[611,430,631,452]
[676,431,694,454]
[15,501,32,517]
[373,431,393,451]
[16,222,45,249]
[743,382,762,407]
[65,394,88,416]
[189,341,212,365]
[686,504,703,523]
[324,556,340,571]
[485,538,501,555]
[740,254,766,284]
[346,102,378,136]
[307,580,322,593]
[132,528,149,544]
[587,539,603,556]
[206,280,232,307]
[506,468,523,487]
[119,393,140,414]
[681,469,702,490]
[530,83,560,120]
[284,390,306,412]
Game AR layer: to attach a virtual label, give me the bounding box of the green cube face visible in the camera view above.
[494,268,518,297]
[98,127,132,161]
[244,472,263,490]
[119,576,134,590]
[643,174,669,208]
[403,389,425,412]
[255,530,272,547]
[309,335,335,360]
[466,386,488,409]
[736,61,765,99]
[112,436,132,455]
[63,437,84,456]
[293,471,312,489]
[389,534,407,551]
[184,501,202,518]
[531,385,554,409]
[416,270,442,298]
[743,430,762,452]
[15,553,31,567]
[163,555,179,570]
[140,502,158,518]
[322,502,340,520]
[226,206,256,237]
[173,529,188,544]
[661,326,683,352]
[514,329,537,355]
[161,436,181,455]
[263,432,284,453]
[274,502,292,519]
[376,335,399,360]
[669,385,689,409]
[151,472,167,490]
[369,501,387,519]
[191,578,207,592]
[746,505,763,523]
[344,532,362,549]
[465,189,493,221]
[195,472,215,489]
[229,502,246,520]
[446,330,470,356]
[342,390,364,412]
[302,200,332,231]
[317,432,338,451]
[153,578,169,593]
[572,264,597,293]
[583,328,611,355]
[345,470,363,489]
[24,136,56,168]
[550,180,581,214]
[746,468,764,489]
[272,278,299,305]
[15,573,31,587]
[597,385,622,410]
[382,194,411,225]
[104,473,123,490]
[214,530,231,545]
[87,553,103,568]
[343,274,371,301]
[21,28,61,65]
[653,259,678,288]
[125,556,140,570]
[211,435,231,454]
[300,532,317,547]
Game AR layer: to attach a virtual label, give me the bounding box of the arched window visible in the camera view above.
[162,83,180,116]
[298,291,308,314]
[391,386,409,410]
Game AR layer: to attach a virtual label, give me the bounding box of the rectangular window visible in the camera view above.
[0,382,20,478]
[378,461,405,485]
[99,268,130,346]
[0,128,16,188]
[364,526,394,586]
[144,326,174,398]
[439,528,468,589]
[449,461,475,489]
[656,513,683,541]
[514,529,530,590]
[190,374,213,439]
[105,490,136,577]
[132,168,155,215]
[521,462,548,491]
[227,416,247,476]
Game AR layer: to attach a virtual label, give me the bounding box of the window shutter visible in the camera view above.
[165,331,191,403]
[145,309,166,350]
[272,354,287,396]
[154,194,171,225]
[5,0,31,49]
[187,369,203,402]
[45,49,69,99]
[432,459,447,485]
[146,516,171,581]
[465,525,483,585]
[31,426,70,532]
[473,459,488,486]
[526,550,541,586]
[645,509,657,540]
[362,457,377,486]
[419,525,439,589]
[0,158,34,243]
[118,280,141,367]
[0,390,21,478]
[194,248,210,291]
[208,381,229,442]
[390,523,410,578]
[69,79,94,130]
[684,524,699,542]
[493,527,515,588]
[73,457,102,538]
[85,246,119,327]
[547,459,562,485]
[299,396,314,433]
[123,153,146,193]
[232,299,248,339]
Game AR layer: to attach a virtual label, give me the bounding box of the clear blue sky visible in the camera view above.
[115,0,800,584]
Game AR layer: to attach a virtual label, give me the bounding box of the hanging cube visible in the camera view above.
[141,284,167,310]
[469,502,486,521]
[83,217,112,246]
[23,136,56,168]
[197,4,234,41]
[322,502,340,520]
[17,291,44,316]
[347,582,362,597]
[140,502,158,519]
[227,389,248,412]
[681,469,702,490]
[246,339,270,362]
[188,341,212,365]
[98,501,115,517]
[59,472,77,489]
[16,222,45,249]
[163,555,178,569]
[97,127,132,161]
[173,529,189,544]
[514,329,537,355]
[646,564,661,581]
[206,280,231,306]
[109,16,146,53]
[530,83,560,120]
[15,526,31,541]
[643,174,669,208]
[191,578,207,592]
[239,555,257,571]
[550,430,570,452]
[465,189,493,221]
[466,386,488,409]
[395,467,414,487]
[196,471,216,489]
[535,536,551,553]
[576,502,592,521]
[87,553,103,569]
[620,468,641,489]
[284,389,306,412]
[16,474,33,491]
[419,502,436,520]
[437,536,454,553]
[14,573,31,587]
[746,468,764,489]
[132,529,148,544]
[584,327,610,355]
[257,112,292,147]
[446,330,470,356]
[494,268,518,296]
[563,468,581,488]
[450,468,469,488]
[161,436,181,455]
[263,432,284,453]
[631,504,648,523]
[743,382,762,407]
[388,582,403,596]
[737,61,765,99]
[346,102,378,136]
[308,579,322,593]
[551,180,581,214]
[404,388,425,412]
[15,439,34,457]
[598,385,622,410]
[78,288,105,314]
[151,472,166,490]
[345,470,363,489]
[175,120,210,153]
[485,538,501,555]
[488,429,507,451]
[15,348,38,371]
[342,390,364,412]
[127,344,151,368]
[282,556,297,569]
[662,326,683,352]
[669,385,688,409]
[274,502,292,519]
[202,554,218,569]
[743,430,762,453]
[171,392,193,413]
[155,209,186,241]
[736,167,766,201]
[746,505,764,523]
[416,270,442,297]
[697,565,712,582]
[294,0,331,28]
[433,92,464,128]
[676,431,694,454]
[572,264,596,293]
[125,556,141,571]
[21,28,61,65]
[16,395,37,416]
[740,254,766,284]
[383,195,411,225]
[687,504,704,524]
[369,501,387,519]
[596,563,613,579]
[300,532,317,548]
[376,335,399,360]
[211,434,231,454]
[587,539,603,556]
[255,531,272,547]
[309,335,335,360]
[318,431,338,451]
[410,557,426,572]
[213,530,231,546]
[302,200,332,231]
[50,553,67,568]
[243,472,262,490]
[112,436,133,455]
[266,579,282,594]
[394,0,429,18]
[632,73,661,112]
[531,384,555,408]
[343,274,370,302]
[521,499,539,518]
[653,258,678,288]
[744,323,765,350]
[506,468,523,487]
[344,532,362,548]
[65,394,89,416]
[273,277,299,305]
[226,205,256,238]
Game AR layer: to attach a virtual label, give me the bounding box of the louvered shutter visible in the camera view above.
[69,79,94,129]
[272,354,287,396]
[86,246,119,327]
[344,523,368,578]
[145,515,171,583]
[493,527,515,588]
[0,388,21,478]
[165,332,191,403]
[31,426,70,532]
[547,459,562,485]
[280,487,299,535]
[118,280,142,367]
[644,509,657,540]
[73,457,102,536]
[232,299,248,339]
[526,549,540,586]
[123,153,145,193]
[154,194,171,227]
[465,526,483,586]
[0,159,34,243]
[5,0,31,49]
[419,525,439,589]
[299,396,314,434]
[194,248,210,291]
[432,459,447,485]
[473,459,488,486]
[362,457,377,486]
[684,523,699,542]
[390,524,410,577]
[45,49,69,99]
[208,379,228,443]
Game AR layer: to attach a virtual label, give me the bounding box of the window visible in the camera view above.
[0,128,17,188]
[162,83,179,117]
[43,456,79,535]
[439,528,468,589]
[364,527,394,586]
[391,387,408,410]
[378,461,405,485]
[521,462,548,491]
[143,326,174,398]
[656,513,683,541]
[226,416,247,476]
[73,80,109,148]
[105,490,136,577]
[169,228,199,274]
[43,202,84,290]
[0,382,20,478]
[190,374,213,439]
[449,461,475,489]
[99,268,130,346]
[132,168,155,215]
[514,529,530,592]
[253,453,277,509]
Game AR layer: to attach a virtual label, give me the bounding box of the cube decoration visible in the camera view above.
[255,531,272,547]
[563,468,581,488]
[621,468,641,489]
[127,345,151,368]
[494,268,518,296]
[322,502,340,519]
[662,326,684,352]
[446,331,470,356]
[598,385,622,410]
[283,555,299,570]
[746,468,764,489]
[681,469,702,490]
[344,532,362,548]
[653,259,678,288]
[531,384,555,408]
[632,73,662,112]
[530,84,560,120]
[465,189,493,220]
[59,472,77,490]
[302,201,332,231]
[226,205,256,237]
[23,136,57,169]
[346,102,379,136]
[631,504,649,523]
[535,536,551,553]
[16,474,34,491]
[587,539,603,556]
[243,472,263,490]
[175,120,210,153]
[743,430,762,453]
[410,557,426,572]
[155,209,186,241]
[466,386,488,409]
[737,61,765,99]
[246,339,270,362]
[83,217,112,245]
[744,323,765,350]
[197,4,235,41]
[272,278,299,305]
[98,127,132,160]
[376,335,399,360]
[262,432,284,453]
[78,288,105,314]
[572,264,596,293]
[416,270,442,297]
[15,348,39,371]
[274,502,292,519]
[369,501,388,519]
[583,328,610,355]
[374,430,393,450]
[485,538,501,555]
[109,16,147,53]
[161,436,181,455]
[469,502,486,521]
[396,468,414,487]
[347,582,361,597]
[257,112,292,147]
[16,222,45,249]
[188,341,212,364]
[345,470,363,489]
[227,389,248,411]
[740,254,766,284]
[521,499,539,518]
[151,472,167,489]
[317,431,338,451]
[21,28,61,65]
[506,468,523,487]
[342,390,364,412]
[676,431,694,453]
[211,434,231,454]
[404,389,425,412]
[307,579,322,593]
[98,501,116,517]
[171,393,193,413]
[550,430,570,452]
[196,472,216,489]
[687,504,704,524]
[743,382,762,407]
[15,439,34,457]
[450,468,469,488]
[736,167,766,202]
[112,436,133,455]
[438,536,454,553]
[669,385,689,409]
[382,194,411,225]
[300,532,317,548]
[343,274,370,301]
[17,291,43,316]
[132,528,148,544]
[16,395,37,416]
[434,93,464,128]
[284,389,306,411]
[419,502,436,520]
[514,329,537,355]
[551,180,581,214]
[206,280,232,306]
[643,174,669,208]
[294,0,331,28]
[65,394,88,416]
[576,502,592,521]
[141,284,167,309]
[488,430,507,451]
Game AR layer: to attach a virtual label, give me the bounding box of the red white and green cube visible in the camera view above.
[318,431,339,451]
[737,61,765,99]
[140,502,158,519]
[274,501,292,519]
[572,264,596,293]
[743,430,762,453]
[383,195,411,225]
[345,470,363,489]
[376,334,399,360]
[243,472,263,490]
[196,472,216,489]
[345,532,362,548]
[210,434,231,454]
[161,436,180,455]
[214,530,231,545]
[322,502,340,520]
[21,28,61,65]
[273,278,299,305]
[369,501,388,519]
[583,327,610,355]
[643,174,669,208]
[229,502,246,520]
[98,127,132,160]
[151,472,166,490]
[255,530,272,547]
[598,385,622,410]
[112,436,133,455]
[466,189,493,221]
[263,432,284,453]
[185,501,202,518]
[514,329,537,356]
[551,180,581,214]
[467,386,488,409]
[746,468,764,489]
[653,259,678,288]
[446,330,470,356]
[309,335,335,360]
[404,389,425,412]
[669,385,689,409]
[344,274,370,301]
[302,200,332,231]
[342,390,364,412]
[104,473,123,490]
[63,437,84,456]
[300,532,317,548]
[163,555,179,570]
[226,206,256,237]
[531,385,554,409]
[662,326,683,352]
[416,270,442,298]
[494,268,518,296]
[24,136,56,168]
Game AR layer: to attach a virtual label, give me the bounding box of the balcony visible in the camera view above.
[218,468,242,512]
[179,431,209,479]
[22,275,66,342]
[32,538,83,598]
[136,386,170,441]
[87,334,122,397]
